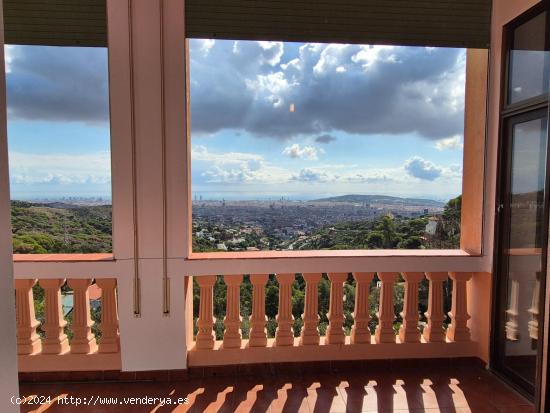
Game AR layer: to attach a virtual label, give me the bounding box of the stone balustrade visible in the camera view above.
[14,278,120,371]
[188,272,477,367]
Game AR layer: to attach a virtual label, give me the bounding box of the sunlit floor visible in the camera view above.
[19,362,533,412]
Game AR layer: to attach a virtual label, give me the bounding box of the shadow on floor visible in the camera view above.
[18,363,534,413]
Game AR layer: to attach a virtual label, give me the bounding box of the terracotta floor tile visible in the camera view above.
[18,364,535,413]
[305,387,347,413]
[337,384,380,412]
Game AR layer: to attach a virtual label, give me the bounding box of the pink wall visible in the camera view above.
[470,0,543,365]
[483,0,542,264]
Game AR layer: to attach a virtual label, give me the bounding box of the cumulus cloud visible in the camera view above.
[435,135,464,150]
[6,45,109,123]
[315,134,337,144]
[404,156,443,181]
[282,144,321,160]
[190,40,466,141]
[192,145,290,184]
[290,168,333,183]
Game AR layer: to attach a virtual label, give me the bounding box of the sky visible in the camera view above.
[5,40,466,201]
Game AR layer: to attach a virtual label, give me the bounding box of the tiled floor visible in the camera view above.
[18,364,533,412]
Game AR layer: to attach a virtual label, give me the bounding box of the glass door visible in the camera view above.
[493,2,550,401]
[494,111,548,396]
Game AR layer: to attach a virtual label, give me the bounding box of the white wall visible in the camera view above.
[0,0,21,410]
[107,0,189,371]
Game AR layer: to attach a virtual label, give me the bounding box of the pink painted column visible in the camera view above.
[14,279,41,355]
[40,279,69,354]
[223,274,242,349]
[275,273,295,346]
[399,272,424,343]
[375,272,398,343]
[67,279,98,354]
[326,272,348,344]
[300,273,322,345]
[249,274,269,347]
[195,275,216,350]
[447,272,472,342]
[96,279,120,353]
[351,272,374,344]
[423,272,448,342]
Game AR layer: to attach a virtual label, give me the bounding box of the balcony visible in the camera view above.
[1,0,548,412]
[10,255,533,412]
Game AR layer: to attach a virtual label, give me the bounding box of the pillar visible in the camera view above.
[40,279,69,354]
[447,272,472,342]
[351,272,374,344]
[14,279,41,355]
[96,278,120,353]
[223,274,242,349]
[249,274,268,347]
[67,279,98,354]
[326,272,348,344]
[275,273,295,346]
[399,272,424,343]
[375,272,398,343]
[195,275,216,349]
[300,273,322,345]
[423,272,448,342]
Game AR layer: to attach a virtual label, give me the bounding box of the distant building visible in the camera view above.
[425,217,440,235]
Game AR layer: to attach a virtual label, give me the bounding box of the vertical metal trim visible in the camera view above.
[128,0,141,318]
[160,0,170,316]
[538,109,550,413]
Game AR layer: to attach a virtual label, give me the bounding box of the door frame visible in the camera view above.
[491,0,550,405]
[491,108,550,398]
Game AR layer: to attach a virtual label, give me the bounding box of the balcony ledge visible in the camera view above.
[13,253,114,262]
[189,249,478,260]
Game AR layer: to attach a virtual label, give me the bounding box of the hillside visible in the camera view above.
[311,194,444,207]
[11,201,112,253]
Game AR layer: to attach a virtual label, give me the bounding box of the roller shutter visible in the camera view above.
[185,0,492,48]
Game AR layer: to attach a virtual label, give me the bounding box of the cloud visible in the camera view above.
[404,156,443,181]
[190,40,466,141]
[8,151,111,185]
[282,144,321,160]
[6,45,109,123]
[345,173,395,184]
[435,135,464,150]
[290,168,333,183]
[315,134,337,144]
[192,145,290,184]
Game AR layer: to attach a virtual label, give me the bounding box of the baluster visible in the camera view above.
[447,272,472,342]
[275,273,295,346]
[95,279,119,353]
[351,272,374,344]
[300,273,321,345]
[15,279,42,355]
[527,275,540,340]
[505,278,520,341]
[375,272,398,343]
[399,272,424,343]
[40,279,69,354]
[67,279,98,354]
[223,274,242,348]
[326,272,348,344]
[195,275,216,349]
[423,272,448,342]
[249,274,268,347]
